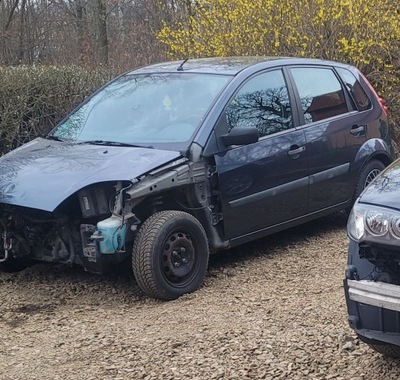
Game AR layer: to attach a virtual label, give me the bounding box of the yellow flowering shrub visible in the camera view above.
[158,0,400,144]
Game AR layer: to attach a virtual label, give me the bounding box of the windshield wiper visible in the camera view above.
[78,140,154,149]
[46,135,65,142]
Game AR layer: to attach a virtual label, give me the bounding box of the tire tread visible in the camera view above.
[132,210,208,300]
[354,159,385,200]
[368,342,400,358]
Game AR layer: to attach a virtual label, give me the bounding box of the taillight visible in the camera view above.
[379,97,388,114]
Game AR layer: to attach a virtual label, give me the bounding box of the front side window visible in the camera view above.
[291,67,349,124]
[50,73,230,146]
[225,70,292,138]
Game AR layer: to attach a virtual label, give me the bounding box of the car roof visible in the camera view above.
[129,57,351,76]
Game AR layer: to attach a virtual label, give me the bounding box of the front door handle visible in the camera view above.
[288,145,306,157]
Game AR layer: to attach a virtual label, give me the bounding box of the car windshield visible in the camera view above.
[50,72,231,147]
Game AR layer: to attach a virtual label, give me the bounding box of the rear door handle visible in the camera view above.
[288,145,306,157]
[350,124,366,136]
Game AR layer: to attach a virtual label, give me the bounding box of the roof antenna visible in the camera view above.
[177,58,189,71]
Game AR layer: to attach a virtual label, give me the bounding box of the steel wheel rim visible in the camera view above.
[161,230,197,286]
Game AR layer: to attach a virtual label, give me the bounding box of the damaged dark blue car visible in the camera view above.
[0,57,393,300]
[345,160,400,358]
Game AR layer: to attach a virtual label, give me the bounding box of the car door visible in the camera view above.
[214,69,309,239]
[288,66,367,213]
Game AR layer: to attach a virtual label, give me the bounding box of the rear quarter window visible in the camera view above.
[336,67,372,112]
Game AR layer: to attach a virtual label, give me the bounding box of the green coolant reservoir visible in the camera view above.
[97,215,127,254]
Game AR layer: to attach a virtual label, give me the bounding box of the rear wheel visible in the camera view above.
[132,210,209,300]
[344,159,385,216]
[354,159,385,199]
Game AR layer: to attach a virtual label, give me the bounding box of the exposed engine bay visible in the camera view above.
[0,181,137,273]
[0,155,219,275]
[358,242,400,285]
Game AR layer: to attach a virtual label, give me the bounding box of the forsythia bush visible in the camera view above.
[0,66,110,154]
[158,0,400,143]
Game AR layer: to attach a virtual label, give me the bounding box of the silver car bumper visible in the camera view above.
[347,279,400,312]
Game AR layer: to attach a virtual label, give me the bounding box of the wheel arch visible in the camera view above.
[353,138,394,174]
[130,190,229,254]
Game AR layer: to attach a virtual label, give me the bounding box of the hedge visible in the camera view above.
[0,66,111,154]
[0,64,399,155]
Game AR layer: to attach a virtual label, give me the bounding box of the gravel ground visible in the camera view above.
[0,216,400,380]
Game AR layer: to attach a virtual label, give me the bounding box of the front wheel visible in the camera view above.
[368,342,400,358]
[132,210,209,300]
[359,336,400,358]
[0,257,31,273]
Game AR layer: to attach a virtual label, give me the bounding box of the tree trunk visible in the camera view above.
[17,0,27,64]
[75,0,87,64]
[1,0,20,65]
[96,0,108,66]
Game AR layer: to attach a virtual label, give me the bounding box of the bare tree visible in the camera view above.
[0,0,181,70]
[96,0,108,65]
[1,0,21,64]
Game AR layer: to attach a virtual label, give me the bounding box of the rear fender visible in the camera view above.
[352,138,393,174]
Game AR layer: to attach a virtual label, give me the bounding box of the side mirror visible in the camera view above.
[221,127,259,146]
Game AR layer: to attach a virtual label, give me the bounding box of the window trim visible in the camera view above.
[218,68,298,142]
[287,65,355,126]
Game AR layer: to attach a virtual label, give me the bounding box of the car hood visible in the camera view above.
[0,138,182,212]
[359,159,400,210]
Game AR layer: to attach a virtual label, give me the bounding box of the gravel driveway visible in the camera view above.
[0,216,399,379]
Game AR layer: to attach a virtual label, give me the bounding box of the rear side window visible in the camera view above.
[225,69,292,138]
[290,67,349,124]
[336,67,372,111]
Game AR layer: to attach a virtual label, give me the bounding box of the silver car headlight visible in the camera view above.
[348,202,400,244]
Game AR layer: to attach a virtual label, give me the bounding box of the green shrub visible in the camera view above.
[0,66,111,154]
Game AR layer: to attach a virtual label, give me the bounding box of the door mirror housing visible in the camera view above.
[221,127,259,146]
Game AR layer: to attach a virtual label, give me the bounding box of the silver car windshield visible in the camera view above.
[51,73,231,145]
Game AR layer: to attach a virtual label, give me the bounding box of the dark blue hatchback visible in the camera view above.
[0,57,394,299]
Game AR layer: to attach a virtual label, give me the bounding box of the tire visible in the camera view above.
[359,336,400,358]
[354,159,385,200]
[132,210,209,300]
[344,159,385,216]
[368,343,400,358]
[0,257,31,273]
